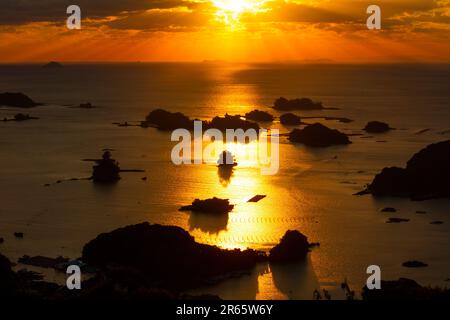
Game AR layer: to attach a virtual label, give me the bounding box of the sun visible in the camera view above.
[212,0,268,26]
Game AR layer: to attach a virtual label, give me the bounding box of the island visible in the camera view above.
[179,197,234,214]
[244,109,274,122]
[288,123,351,147]
[42,61,63,69]
[363,121,393,133]
[363,140,450,200]
[274,97,324,111]
[280,113,301,125]
[142,109,259,131]
[0,92,40,108]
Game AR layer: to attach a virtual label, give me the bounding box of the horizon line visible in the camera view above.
[1,60,450,65]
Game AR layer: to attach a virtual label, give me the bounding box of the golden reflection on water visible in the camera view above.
[185,139,301,252]
[184,139,322,299]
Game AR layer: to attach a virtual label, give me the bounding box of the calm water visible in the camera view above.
[1,63,450,299]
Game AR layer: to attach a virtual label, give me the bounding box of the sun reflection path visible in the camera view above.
[186,139,308,251]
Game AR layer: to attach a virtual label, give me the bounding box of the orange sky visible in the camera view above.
[0,0,449,63]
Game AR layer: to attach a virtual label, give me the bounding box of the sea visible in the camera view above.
[1,63,449,299]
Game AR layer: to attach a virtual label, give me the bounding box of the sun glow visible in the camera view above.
[212,0,268,26]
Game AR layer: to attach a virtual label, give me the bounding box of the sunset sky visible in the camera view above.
[0,0,449,63]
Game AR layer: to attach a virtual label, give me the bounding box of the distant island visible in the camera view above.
[274,97,324,111]
[42,61,63,69]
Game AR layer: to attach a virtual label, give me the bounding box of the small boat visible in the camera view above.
[217,150,237,168]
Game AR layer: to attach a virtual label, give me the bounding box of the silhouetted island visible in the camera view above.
[274,97,324,111]
[142,109,259,131]
[0,92,40,108]
[289,123,351,147]
[244,109,274,122]
[207,114,259,131]
[364,140,450,199]
[363,121,393,133]
[280,113,301,125]
[82,223,264,291]
[179,197,234,214]
[269,230,311,263]
[386,218,410,223]
[42,61,63,69]
[402,260,428,268]
[143,109,193,130]
[0,223,317,299]
[91,151,121,183]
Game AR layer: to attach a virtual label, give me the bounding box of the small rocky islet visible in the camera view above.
[244,109,274,122]
[280,113,302,125]
[273,97,325,111]
[269,230,313,263]
[0,92,41,108]
[363,121,394,133]
[179,197,234,214]
[289,123,351,147]
[402,260,428,268]
[386,218,410,224]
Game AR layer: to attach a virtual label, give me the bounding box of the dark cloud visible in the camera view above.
[243,1,356,24]
[0,0,193,25]
[107,8,210,31]
[247,0,445,23]
[242,0,449,34]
